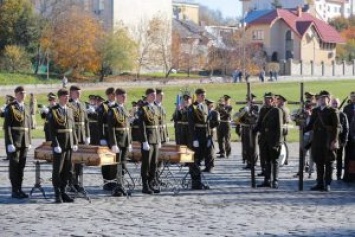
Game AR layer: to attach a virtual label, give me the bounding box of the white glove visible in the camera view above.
[111,145,120,154]
[142,141,150,151]
[207,139,212,148]
[128,144,133,153]
[85,137,90,145]
[72,145,78,152]
[166,137,170,143]
[86,107,96,114]
[7,144,16,153]
[193,140,199,148]
[244,106,250,113]
[54,146,62,154]
[158,142,162,149]
[41,107,49,114]
[28,144,32,149]
[100,139,107,146]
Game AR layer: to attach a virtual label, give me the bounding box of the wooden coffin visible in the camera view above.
[129,142,194,164]
[34,142,116,166]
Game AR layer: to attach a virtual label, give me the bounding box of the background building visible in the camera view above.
[173,0,199,24]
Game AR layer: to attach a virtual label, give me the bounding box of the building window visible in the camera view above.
[252,30,264,40]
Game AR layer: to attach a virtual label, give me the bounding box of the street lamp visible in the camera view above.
[239,21,247,82]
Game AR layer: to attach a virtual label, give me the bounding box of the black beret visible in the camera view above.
[350,91,355,97]
[69,85,81,91]
[156,88,164,95]
[57,88,69,97]
[183,94,191,99]
[14,86,25,94]
[195,88,206,95]
[319,90,330,97]
[304,91,315,97]
[105,87,115,95]
[264,92,274,98]
[88,95,96,99]
[115,88,126,95]
[145,88,156,95]
[131,101,137,105]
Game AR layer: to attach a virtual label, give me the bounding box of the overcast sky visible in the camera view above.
[194,0,242,18]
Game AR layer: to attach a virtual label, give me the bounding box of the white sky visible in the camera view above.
[194,0,242,18]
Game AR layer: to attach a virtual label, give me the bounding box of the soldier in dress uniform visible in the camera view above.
[1,95,15,161]
[68,85,90,192]
[305,90,340,192]
[138,88,161,194]
[175,93,192,146]
[40,92,57,142]
[4,86,32,199]
[330,98,349,180]
[341,91,355,182]
[107,88,132,197]
[97,87,118,190]
[86,95,99,145]
[203,99,220,173]
[216,95,233,158]
[49,88,78,203]
[188,88,209,189]
[257,93,284,189]
[236,93,259,169]
[254,92,275,177]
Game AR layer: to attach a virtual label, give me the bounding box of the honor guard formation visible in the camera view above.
[2,84,355,203]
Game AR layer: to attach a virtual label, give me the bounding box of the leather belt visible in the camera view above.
[115,127,129,131]
[11,127,29,131]
[89,120,97,123]
[131,126,139,129]
[195,124,207,128]
[146,125,159,129]
[57,129,73,133]
[177,122,188,125]
[75,122,85,126]
[220,120,231,123]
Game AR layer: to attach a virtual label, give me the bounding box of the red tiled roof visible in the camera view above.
[249,8,345,44]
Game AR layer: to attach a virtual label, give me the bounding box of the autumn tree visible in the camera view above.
[336,26,355,61]
[40,6,103,79]
[97,25,138,82]
[0,45,32,72]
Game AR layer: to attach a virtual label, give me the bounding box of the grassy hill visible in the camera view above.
[0,72,60,85]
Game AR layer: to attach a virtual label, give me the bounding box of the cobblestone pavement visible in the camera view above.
[0,140,354,237]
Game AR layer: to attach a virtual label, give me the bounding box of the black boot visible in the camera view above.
[54,188,63,204]
[310,183,324,191]
[257,181,271,188]
[149,180,160,194]
[112,185,127,197]
[61,188,74,203]
[142,180,153,194]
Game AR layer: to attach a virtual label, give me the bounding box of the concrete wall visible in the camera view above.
[280,59,355,77]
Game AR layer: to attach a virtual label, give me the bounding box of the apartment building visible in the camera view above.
[173,0,199,24]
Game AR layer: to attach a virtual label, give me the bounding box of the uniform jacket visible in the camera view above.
[261,107,284,148]
[48,104,78,149]
[3,101,32,148]
[138,103,161,144]
[68,99,90,143]
[155,103,169,143]
[343,103,355,141]
[107,104,131,148]
[188,101,208,141]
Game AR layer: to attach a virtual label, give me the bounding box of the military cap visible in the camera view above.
[246,93,256,98]
[88,95,96,100]
[319,90,330,97]
[145,88,156,95]
[195,88,206,95]
[276,94,287,102]
[69,85,81,91]
[264,92,274,98]
[156,88,164,95]
[223,95,231,100]
[205,99,215,104]
[304,91,315,97]
[96,95,105,101]
[47,92,57,100]
[57,88,69,97]
[105,87,115,95]
[131,101,137,105]
[183,94,191,99]
[14,86,25,94]
[350,91,355,97]
[115,88,126,95]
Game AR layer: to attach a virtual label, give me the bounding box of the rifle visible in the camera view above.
[339,96,349,110]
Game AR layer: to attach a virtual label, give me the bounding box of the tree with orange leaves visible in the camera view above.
[40,6,103,79]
